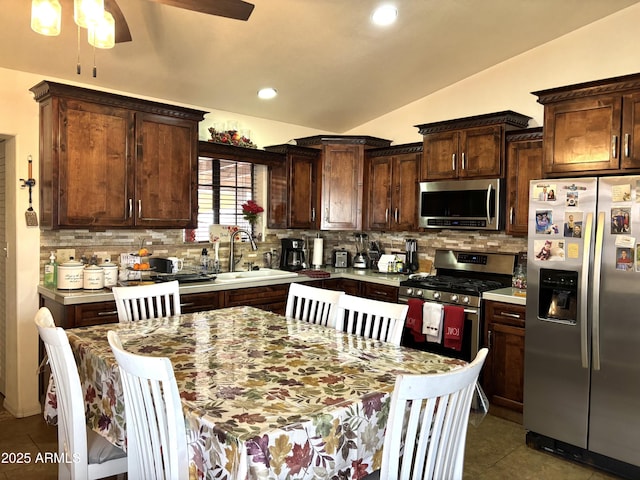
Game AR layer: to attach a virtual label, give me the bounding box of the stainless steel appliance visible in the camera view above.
[353,233,369,269]
[280,238,306,271]
[399,249,516,361]
[333,249,349,268]
[525,177,640,477]
[418,178,503,230]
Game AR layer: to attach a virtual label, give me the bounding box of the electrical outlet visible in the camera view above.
[56,249,75,263]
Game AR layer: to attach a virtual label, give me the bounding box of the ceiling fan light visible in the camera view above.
[258,88,277,100]
[88,10,115,49]
[31,0,62,36]
[74,0,104,29]
[372,4,398,26]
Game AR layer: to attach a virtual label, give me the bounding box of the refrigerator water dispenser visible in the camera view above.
[538,268,578,324]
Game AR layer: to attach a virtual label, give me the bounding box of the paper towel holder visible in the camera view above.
[312,234,324,269]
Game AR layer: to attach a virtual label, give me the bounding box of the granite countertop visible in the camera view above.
[37,267,410,305]
[483,287,527,306]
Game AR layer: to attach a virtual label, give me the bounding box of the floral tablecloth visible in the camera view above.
[44,306,465,479]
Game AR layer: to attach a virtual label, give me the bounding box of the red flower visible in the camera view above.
[241,200,264,224]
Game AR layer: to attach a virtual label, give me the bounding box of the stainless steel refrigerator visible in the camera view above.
[524,176,640,477]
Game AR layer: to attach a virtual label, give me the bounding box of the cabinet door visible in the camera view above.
[321,144,363,230]
[393,153,420,231]
[486,321,525,412]
[621,92,640,169]
[289,153,318,228]
[422,131,459,180]
[135,113,198,228]
[506,134,543,236]
[58,99,133,227]
[366,156,393,230]
[268,161,287,229]
[458,125,503,178]
[543,95,622,174]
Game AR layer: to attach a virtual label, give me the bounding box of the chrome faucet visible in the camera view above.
[229,229,258,272]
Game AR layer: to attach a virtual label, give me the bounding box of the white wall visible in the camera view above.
[2,1,640,415]
[347,3,640,144]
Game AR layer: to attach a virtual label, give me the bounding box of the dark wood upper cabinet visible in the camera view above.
[505,128,543,236]
[365,143,421,231]
[534,73,640,176]
[264,144,320,229]
[31,81,206,229]
[417,111,531,181]
[295,136,391,231]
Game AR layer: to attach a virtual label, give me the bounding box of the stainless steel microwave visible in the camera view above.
[418,178,503,230]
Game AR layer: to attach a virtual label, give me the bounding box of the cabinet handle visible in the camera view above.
[624,133,630,158]
[394,208,399,223]
[500,311,521,319]
[462,152,466,170]
[128,199,133,218]
[97,310,118,316]
[451,153,456,171]
[488,330,492,348]
[180,302,195,308]
[138,200,142,217]
[612,135,618,158]
[373,290,389,297]
[509,207,514,224]
[385,208,389,222]
[311,207,316,222]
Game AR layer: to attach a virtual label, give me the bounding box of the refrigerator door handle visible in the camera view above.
[592,211,605,371]
[580,211,595,369]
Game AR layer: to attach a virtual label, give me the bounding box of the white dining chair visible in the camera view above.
[112,280,181,323]
[34,307,128,480]
[379,348,489,480]
[285,282,344,328]
[107,330,188,480]
[334,294,408,345]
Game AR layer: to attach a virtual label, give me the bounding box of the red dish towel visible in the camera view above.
[405,298,426,342]
[443,305,465,351]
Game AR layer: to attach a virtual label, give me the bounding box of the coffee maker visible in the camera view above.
[280,238,306,271]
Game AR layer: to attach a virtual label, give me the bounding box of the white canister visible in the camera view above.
[57,260,84,290]
[83,264,104,290]
[100,260,119,287]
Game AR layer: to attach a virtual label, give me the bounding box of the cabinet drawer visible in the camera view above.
[180,292,221,314]
[485,301,526,327]
[361,283,398,302]
[71,301,119,327]
[223,284,290,307]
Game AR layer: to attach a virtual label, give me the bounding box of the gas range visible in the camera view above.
[399,250,517,307]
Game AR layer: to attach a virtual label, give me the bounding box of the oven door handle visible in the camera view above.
[486,183,493,224]
[397,297,478,316]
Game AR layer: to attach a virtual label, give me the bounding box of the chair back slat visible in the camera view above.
[108,330,188,480]
[334,294,408,345]
[285,282,344,328]
[381,348,488,480]
[112,281,181,323]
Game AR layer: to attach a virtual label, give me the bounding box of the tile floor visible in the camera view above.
[0,397,626,479]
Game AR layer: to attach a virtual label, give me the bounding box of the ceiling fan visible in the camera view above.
[105,0,255,43]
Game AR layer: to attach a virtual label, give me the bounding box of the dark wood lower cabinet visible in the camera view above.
[483,300,526,421]
[222,284,291,315]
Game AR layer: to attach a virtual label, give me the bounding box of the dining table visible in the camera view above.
[43,305,466,479]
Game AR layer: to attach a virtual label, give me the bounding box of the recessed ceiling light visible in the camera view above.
[372,4,397,26]
[258,87,277,99]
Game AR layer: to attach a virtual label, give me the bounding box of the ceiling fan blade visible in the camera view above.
[105,0,132,43]
[149,0,255,21]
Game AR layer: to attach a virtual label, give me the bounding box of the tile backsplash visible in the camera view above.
[39,228,526,282]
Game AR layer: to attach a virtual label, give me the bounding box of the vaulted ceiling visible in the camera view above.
[1,0,639,132]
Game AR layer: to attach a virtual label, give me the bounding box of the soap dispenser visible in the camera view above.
[44,251,57,288]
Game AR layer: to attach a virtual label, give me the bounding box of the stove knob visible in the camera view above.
[406,288,413,295]
[451,294,459,302]
[433,292,440,300]
[416,289,423,297]
[462,296,470,304]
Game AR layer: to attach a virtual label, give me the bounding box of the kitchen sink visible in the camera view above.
[215,268,300,283]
